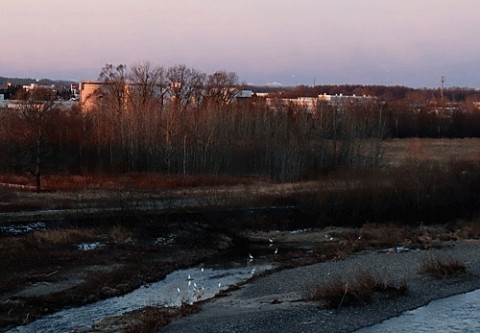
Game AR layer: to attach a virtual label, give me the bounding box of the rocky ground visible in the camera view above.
[160,239,480,333]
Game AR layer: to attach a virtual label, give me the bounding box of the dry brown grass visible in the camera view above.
[358,223,411,248]
[0,174,31,186]
[75,304,199,333]
[106,225,135,245]
[420,256,467,279]
[308,270,408,310]
[15,174,266,191]
[15,226,134,250]
[453,218,480,239]
[123,304,199,333]
[26,228,100,247]
[0,228,98,256]
[0,233,91,287]
[0,226,131,272]
[382,138,480,167]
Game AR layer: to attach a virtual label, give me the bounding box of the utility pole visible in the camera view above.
[440,76,445,100]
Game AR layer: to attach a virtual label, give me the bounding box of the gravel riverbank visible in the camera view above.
[160,239,480,333]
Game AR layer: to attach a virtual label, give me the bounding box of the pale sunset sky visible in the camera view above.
[1,0,480,87]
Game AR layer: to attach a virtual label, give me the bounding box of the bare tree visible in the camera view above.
[126,62,167,170]
[165,65,206,110]
[98,64,128,115]
[128,62,166,111]
[205,70,239,106]
[17,88,58,191]
[97,64,131,170]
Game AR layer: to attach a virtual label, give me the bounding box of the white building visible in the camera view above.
[263,93,378,113]
[22,83,55,92]
[318,93,376,106]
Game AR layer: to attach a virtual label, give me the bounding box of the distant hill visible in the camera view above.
[0,76,75,89]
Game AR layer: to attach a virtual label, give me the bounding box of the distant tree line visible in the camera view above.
[267,84,480,138]
[2,63,480,189]
[0,82,73,100]
[384,100,480,138]
[264,84,480,103]
[0,63,387,188]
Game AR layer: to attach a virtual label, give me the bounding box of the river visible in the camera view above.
[356,289,480,333]
[6,262,272,333]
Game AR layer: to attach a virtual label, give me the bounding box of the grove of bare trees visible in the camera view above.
[0,63,389,186]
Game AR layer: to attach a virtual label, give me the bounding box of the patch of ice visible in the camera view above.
[76,242,104,251]
[289,228,310,234]
[0,222,46,235]
[154,235,176,246]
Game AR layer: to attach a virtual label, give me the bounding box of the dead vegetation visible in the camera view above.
[70,304,199,333]
[0,173,267,192]
[419,256,467,279]
[307,271,408,310]
[0,226,134,273]
[123,304,198,333]
[2,148,480,231]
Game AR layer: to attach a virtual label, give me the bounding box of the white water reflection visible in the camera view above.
[6,264,271,333]
[356,289,480,333]
[76,242,104,251]
[0,222,46,235]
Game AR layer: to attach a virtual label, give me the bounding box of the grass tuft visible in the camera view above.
[308,270,408,310]
[420,256,466,279]
[124,304,199,333]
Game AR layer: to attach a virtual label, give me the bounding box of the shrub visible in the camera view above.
[24,228,100,248]
[358,223,410,248]
[308,270,408,310]
[454,217,480,239]
[123,304,199,333]
[107,225,134,245]
[420,256,466,279]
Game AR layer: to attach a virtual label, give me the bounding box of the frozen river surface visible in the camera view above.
[6,263,271,333]
[356,289,480,333]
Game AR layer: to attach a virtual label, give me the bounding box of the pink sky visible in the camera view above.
[2,0,480,87]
